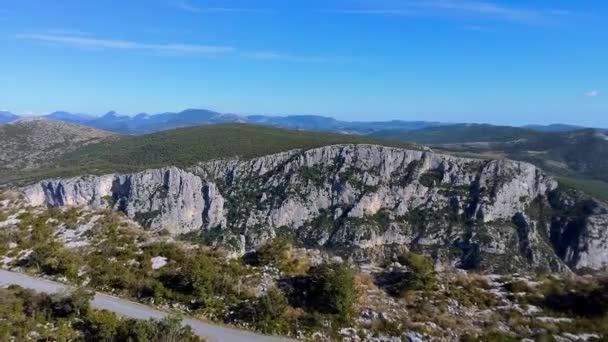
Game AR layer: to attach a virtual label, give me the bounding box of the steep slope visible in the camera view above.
[5,124,417,185]
[22,144,608,274]
[0,120,117,179]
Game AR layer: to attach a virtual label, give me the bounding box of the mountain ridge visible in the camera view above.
[0,122,419,185]
[0,120,116,174]
[4,108,605,135]
[22,144,608,273]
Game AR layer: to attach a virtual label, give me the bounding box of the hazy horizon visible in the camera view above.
[4,107,607,129]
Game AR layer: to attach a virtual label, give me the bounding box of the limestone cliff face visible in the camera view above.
[22,144,608,273]
[23,167,221,235]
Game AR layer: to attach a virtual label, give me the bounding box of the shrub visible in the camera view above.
[84,309,122,339]
[310,263,357,322]
[504,280,532,294]
[50,288,94,318]
[253,237,307,275]
[253,287,289,333]
[462,331,519,342]
[254,237,290,266]
[0,286,202,341]
[398,252,436,293]
[541,280,608,318]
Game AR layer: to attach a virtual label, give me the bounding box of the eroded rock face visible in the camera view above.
[23,167,222,235]
[21,145,608,273]
[546,191,608,271]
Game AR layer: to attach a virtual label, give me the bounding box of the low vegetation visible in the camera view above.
[1,206,363,338]
[1,123,417,185]
[252,237,309,276]
[1,201,607,341]
[557,176,608,203]
[0,285,202,341]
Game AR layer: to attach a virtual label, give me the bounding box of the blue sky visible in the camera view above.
[0,0,606,126]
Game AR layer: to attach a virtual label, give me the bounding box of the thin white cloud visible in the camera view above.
[324,9,418,16]
[169,0,272,14]
[18,33,341,64]
[18,34,235,55]
[417,0,542,22]
[328,0,570,24]
[44,29,92,37]
[244,51,346,64]
[199,7,274,14]
[585,90,600,97]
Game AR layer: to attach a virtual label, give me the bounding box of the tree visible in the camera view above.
[310,263,357,322]
[50,288,93,318]
[254,287,288,332]
[254,237,308,275]
[398,252,436,293]
[83,309,121,340]
[116,315,201,342]
[255,237,290,267]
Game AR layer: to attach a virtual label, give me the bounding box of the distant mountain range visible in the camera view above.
[3,109,444,135]
[2,108,604,135]
[0,111,19,124]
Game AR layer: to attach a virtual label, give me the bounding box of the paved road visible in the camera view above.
[0,269,292,342]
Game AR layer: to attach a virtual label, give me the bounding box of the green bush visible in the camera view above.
[253,287,289,333]
[0,286,203,341]
[540,279,608,318]
[253,237,308,275]
[115,315,201,342]
[461,331,519,342]
[255,237,291,267]
[310,263,357,322]
[399,252,436,292]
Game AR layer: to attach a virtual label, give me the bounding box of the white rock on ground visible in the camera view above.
[151,256,168,270]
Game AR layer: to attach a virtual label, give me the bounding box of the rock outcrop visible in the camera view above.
[21,144,608,273]
[23,167,219,235]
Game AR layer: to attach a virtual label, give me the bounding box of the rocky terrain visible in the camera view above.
[21,144,608,274]
[0,119,117,173]
[0,192,606,341]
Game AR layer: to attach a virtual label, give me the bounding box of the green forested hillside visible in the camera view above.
[2,123,417,185]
